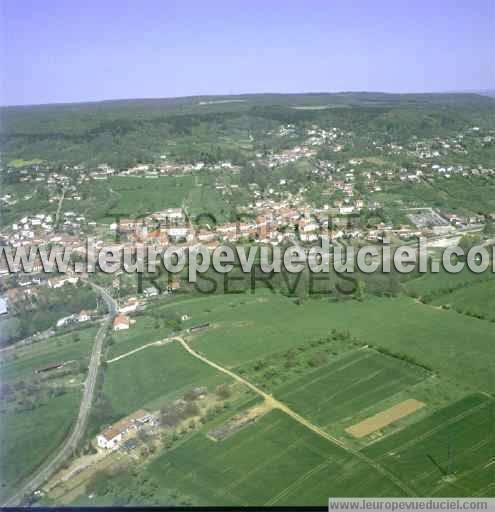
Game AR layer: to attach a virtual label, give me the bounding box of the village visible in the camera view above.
[1,121,494,329]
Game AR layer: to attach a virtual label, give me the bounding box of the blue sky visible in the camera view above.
[1,0,494,105]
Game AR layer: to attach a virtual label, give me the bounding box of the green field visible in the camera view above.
[0,390,81,502]
[145,410,406,506]
[7,158,44,168]
[106,316,171,360]
[431,279,495,321]
[92,291,495,503]
[0,328,97,501]
[97,174,235,222]
[102,175,195,220]
[0,327,98,381]
[102,342,228,420]
[403,267,492,300]
[185,182,232,223]
[105,294,265,360]
[190,294,495,393]
[364,394,495,497]
[275,349,428,431]
[6,288,494,504]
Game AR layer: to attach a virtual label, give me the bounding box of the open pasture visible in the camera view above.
[106,315,171,360]
[103,175,194,219]
[0,390,81,502]
[431,278,495,322]
[363,393,495,497]
[403,267,492,300]
[107,293,270,360]
[0,326,98,382]
[191,295,495,393]
[102,342,228,420]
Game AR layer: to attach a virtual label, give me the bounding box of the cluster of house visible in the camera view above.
[260,146,317,168]
[10,214,54,243]
[3,122,494,275]
[1,276,80,318]
[114,200,386,245]
[96,409,157,450]
[88,160,241,180]
[61,211,87,230]
[412,127,495,160]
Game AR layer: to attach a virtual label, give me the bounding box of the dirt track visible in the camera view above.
[174,336,416,497]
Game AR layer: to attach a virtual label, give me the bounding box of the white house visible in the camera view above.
[56,315,76,328]
[96,409,153,450]
[78,310,91,322]
[97,427,122,450]
[119,297,140,314]
[143,286,159,298]
[48,276,79,289]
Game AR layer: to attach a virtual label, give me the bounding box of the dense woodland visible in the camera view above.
[2,92,495,168]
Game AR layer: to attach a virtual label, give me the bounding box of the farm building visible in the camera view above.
[97,426,122,450]
[113,314,130,331]
[35,362,65,374]
[96,409,155,450]
[189,322,210,333]
[119,297,142,314]
[56,315,77,328]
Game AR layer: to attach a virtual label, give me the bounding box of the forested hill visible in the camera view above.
[2,92,495,168]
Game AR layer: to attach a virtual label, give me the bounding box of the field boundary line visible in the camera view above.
[265,458,332,505]
[165,422,281,495]
[284,352,373,397]
[412,436,492,487]
[213,420,281,465]
[174,336,417,497]
[378,400,491,459]
[321,373,416,429]
[312,368,384,414]
[475,482,495,497]
[226,438,303,492]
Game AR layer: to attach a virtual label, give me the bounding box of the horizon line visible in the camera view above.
[2,89,494,109]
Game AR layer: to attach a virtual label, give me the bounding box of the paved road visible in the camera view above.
[2,282,117,506]
[175,336,416,498]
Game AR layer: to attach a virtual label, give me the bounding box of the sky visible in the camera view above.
[1,0,494,106]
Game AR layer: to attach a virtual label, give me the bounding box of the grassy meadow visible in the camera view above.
[0,390,81,502]
[102,342,229,420]
[188,294,495,393]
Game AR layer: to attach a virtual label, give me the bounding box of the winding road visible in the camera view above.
[3,281,117,506]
